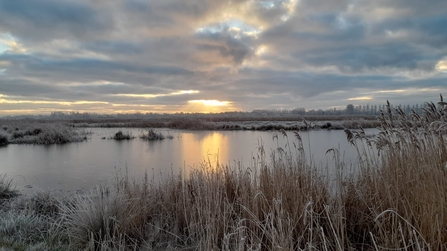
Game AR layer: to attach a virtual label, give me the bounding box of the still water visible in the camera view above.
[0,128,375,195]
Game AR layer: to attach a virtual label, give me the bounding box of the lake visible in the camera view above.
[0,128,376,195]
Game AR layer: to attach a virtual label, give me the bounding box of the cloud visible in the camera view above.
[0,0,114,42]
[0,0,446,115]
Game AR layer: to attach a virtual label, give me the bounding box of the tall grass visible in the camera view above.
[140,128,166,140]
[342,99,447,250]
[111,130,134,140]
[0,98,446,250]
[0,175,18,200]
[0,122,86,144]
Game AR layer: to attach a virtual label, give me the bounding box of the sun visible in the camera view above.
[188,100,230,106]
[186,99,235,113]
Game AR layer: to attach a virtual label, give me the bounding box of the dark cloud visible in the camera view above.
[195,29,255,65]
[0,52,193,81]
[0,79,63,97]
[293,43,438,73]
[0,0,114,42]
[82,41,143,55]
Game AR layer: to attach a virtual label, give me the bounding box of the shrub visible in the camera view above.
[112,130,133,140]
[140,128,165,140]
[0,132,9,146]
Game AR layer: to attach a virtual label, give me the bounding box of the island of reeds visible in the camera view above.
[1,98,446,250]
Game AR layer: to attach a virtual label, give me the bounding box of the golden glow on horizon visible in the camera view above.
[188,100,230,106]
[0,97,108,106]
[0,93,238,115]
[113,90,199,98]
[185,99,235,113]
[375,88,441,95]
[111,104,167,108]
[377,89,406,93]
[348,96,373,101]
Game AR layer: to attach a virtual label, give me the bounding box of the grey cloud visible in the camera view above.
[297,0,351,14]
[1,0,447,114]
[293,43,439,73]
[259,4,446,75]
[0,0,114,42]
[0,79,63,97]
[0,53,193,80]
[372,15,447,49]
[233,69,406,98]
[195,26,256,65]
[82,41,143,55]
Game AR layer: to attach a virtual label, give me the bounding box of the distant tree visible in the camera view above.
[346,104,354,114]
[291,108,306,115]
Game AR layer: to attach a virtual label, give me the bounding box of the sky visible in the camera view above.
[0,0,447,115]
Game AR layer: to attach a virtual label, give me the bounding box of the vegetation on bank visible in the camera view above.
[111,130,134,140]
[2,113,382,131]
[140,128,173,140]
[1,98,446,250]
[0,175,18,200]
[69,117,381,131]
[0,122,86,145]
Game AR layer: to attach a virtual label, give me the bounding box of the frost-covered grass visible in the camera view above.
[69,115,380,131]
[111,130,134,140]
[139,128,167,140]
[0,98,446,250]
[0,175,18,200]
[0,121,86,145]
[0,131,8,146]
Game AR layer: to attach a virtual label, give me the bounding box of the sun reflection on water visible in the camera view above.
[181,132,229,170]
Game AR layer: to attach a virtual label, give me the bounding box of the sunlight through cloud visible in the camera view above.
[188,100,231,106]
[0,33,27,54]
[0,96,108,106]
[195,19,262,39]
[348,96,373,101]
[436,60,447,72]
[113,90,200,98]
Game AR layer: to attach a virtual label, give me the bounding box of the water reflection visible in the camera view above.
[0,128,376,195]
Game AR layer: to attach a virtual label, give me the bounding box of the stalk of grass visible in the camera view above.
[0,174,19,200]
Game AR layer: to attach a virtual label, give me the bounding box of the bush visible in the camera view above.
[0,132,9,146]
[112,130,133,140]
[140,128,165,140]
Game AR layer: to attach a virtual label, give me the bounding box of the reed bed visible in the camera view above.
[140,128,172,140]
[0,121,86,145]
[112,131,134,140]
[1,98,446,250]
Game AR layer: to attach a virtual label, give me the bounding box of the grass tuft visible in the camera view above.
[0,131,8,146]
[0,175,19,200]
[140,128,166,140]
[112,130,133,140]
[0,122,87,145]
